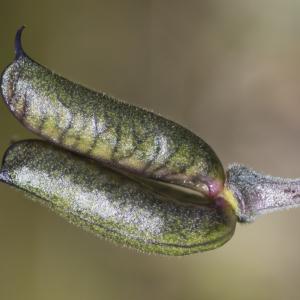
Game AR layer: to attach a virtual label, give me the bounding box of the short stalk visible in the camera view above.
[226,164,300,222]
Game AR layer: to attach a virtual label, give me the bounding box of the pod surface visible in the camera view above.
[0,28,225,197]
[0,140,236,255]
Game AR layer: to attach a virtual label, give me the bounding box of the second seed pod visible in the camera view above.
[0,140,237,255]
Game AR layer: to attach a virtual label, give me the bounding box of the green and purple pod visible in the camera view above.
[1,26,224,198]
[1,27,299,255]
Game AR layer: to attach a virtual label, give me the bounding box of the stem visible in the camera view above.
[226,164,300,223]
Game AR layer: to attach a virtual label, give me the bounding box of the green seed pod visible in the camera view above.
[0,27,224,198]
[2,27,299,255]
[0,140,236,255]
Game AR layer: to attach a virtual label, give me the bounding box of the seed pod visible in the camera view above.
[2,28,299,255]
[0,27,225,198]
[0,140,236,255]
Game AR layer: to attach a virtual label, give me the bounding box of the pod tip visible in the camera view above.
[15,25,27,59]
[0,169,11,184]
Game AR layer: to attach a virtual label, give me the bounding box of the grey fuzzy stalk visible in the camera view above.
[226,164,300,223]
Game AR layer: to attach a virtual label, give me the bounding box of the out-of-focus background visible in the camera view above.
[1,1,300,299]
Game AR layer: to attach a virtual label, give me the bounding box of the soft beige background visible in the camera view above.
[1,1,300,299]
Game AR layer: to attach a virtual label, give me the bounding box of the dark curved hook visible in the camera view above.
[15,25,26,59]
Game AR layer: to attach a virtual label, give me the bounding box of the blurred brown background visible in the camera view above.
[1,1,300,299]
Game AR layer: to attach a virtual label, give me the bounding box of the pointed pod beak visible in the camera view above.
[15,25,26,60]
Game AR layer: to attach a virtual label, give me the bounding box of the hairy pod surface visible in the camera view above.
[0,27,225,198]
[0,140,236,255]
[2,28,300,255]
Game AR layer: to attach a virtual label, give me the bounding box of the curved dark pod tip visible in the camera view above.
[15,25,26,59]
